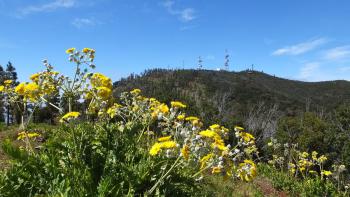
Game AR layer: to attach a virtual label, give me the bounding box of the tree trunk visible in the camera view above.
[6,104,9,126]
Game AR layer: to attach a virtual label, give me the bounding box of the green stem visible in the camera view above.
[192,164,212,178]
[40,96,63,113]
[147,157,182,195]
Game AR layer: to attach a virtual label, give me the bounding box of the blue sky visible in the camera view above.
[1,0,350,82]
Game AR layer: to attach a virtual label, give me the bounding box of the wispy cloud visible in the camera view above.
[18,0,76,16]
[161,0,196,22]
[323,46,350,61]
[272,38,328,56]
[180,8,195,22]
[71,17,97,28]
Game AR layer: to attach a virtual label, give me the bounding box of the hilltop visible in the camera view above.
[113,69,350,125]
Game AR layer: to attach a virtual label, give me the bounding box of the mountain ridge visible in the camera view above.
[113,69,350,125]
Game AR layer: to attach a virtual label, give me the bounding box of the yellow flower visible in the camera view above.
[221,126,229,132]
[4,80,12,85]
[200,153,214,169]
[15,83,26,95]
[151,103,169,119]
[130,88,141,95]
[212,166,221,174]
[160,141,176,149]
[239,132,255,142]
[312,151,318,160]
[149,142,162,156]
[309,170,317,175]
[90,73,112,89]
[149,141,177,156]
[149,98,157,102]
[158,136,172,142]
[96,87,112,99]
[25,83,40,101]
[17,132,41,140]
[66,47,76,54]
[60,111,80,123]
[238,160,257,182]
[211,140,228,151]
[321,170,332,176]
[107,103,122,118]
[171,101,186,108]
[177,114,185,121]
[0,86,4,92]
[159,104,169,114]
[199,130,221,140]
[30,73,40,82]
[234,126,244,131]
[209,124,221,130]
[318,155,327,163]
[82,48,95,53]
[300,152,309,158]
[27,132,41,138]
[181,145,190,160]
[185,116,199,121]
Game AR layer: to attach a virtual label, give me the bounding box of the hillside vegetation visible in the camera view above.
[114,69,350,124]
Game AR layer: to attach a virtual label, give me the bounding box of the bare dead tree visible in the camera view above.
[244,102,281,144]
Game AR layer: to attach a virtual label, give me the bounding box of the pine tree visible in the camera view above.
[6,61,18,82]
[5,61,19,125]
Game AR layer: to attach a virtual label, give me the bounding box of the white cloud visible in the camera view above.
[323,46,350,61]
[299,62,321,80]
[272,38,327,56]
[18,0,76,16]
[161,0,196,22]
[71,18,96,28]
[180,8,195,22]
[296,62,350,81]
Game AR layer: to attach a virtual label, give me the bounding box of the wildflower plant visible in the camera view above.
[0,48,114,151]
[0,48,259,196]
[267,138,349,193]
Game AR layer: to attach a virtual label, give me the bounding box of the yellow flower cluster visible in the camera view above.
[15,82,40,102]
[171,101,187,108]
[268,139,338,180]
[60,111,80,123]
[89,73,113,100]
[90,73,113,90]
[0,80,13,92]
[17,131,41,140]
[129,91,258,181]
[149,141,177,156]
[151,103,169,119]
[106,89,257,182]
[237,160,257,181]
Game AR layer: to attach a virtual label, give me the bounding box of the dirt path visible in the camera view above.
[254,177,288,197]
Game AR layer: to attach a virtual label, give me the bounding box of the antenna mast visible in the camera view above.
[197,56,203,70]
[224,50,230,71]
